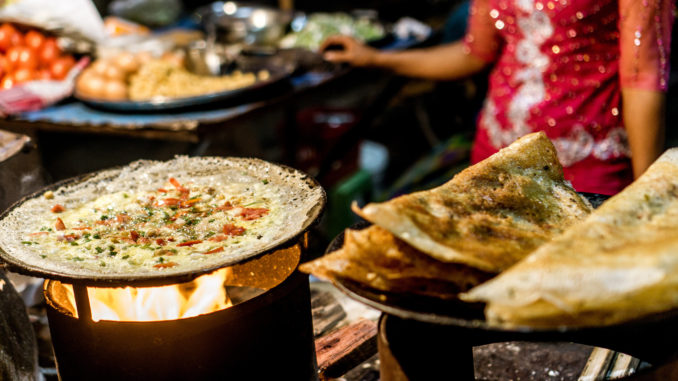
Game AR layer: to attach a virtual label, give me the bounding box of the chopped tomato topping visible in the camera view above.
[238,207,269,221]
[155,198,181,207]
[157,188,168,193]
[28,232,48,236]
[203,247,224,254]
[180,198,200,208]
[167,237,176,242]
[171,210,188,221]
[130,230,140,242]
[55,218,66,231]
[156,238,166,246]
[116,214,131,224]
[169,177,188,193]
[63,234,80,242]
[154,262,178,269]
[223,223,246,236]
[72,226,92,230]
[208,234,227,242]
[51,204,65,213]
[217,201,234,211]
[177,240,202,247]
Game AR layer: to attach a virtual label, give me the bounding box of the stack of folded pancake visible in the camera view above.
[300,131,678,328]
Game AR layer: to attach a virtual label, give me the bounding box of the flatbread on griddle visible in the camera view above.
[299,225,492,298]
[0,156,325,283]
[462,149,678,328]
[353,132,592,273]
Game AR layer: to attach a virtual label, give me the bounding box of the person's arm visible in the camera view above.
[618,0,674,177]
[622,88,666,177]
[321,0,500,81]
[322,36,489,80]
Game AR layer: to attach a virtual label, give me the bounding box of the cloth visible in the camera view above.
[0,57,88,117]
[464,0,673,195]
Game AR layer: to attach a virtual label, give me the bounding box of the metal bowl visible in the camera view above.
[194,1,293,46]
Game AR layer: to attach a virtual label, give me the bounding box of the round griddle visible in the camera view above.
[0,157,326,287]
[324,193,678,365]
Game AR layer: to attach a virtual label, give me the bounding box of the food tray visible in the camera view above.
[324,193,678,365]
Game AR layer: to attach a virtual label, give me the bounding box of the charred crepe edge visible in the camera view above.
[299,226,492,298]
[351,132,579,273]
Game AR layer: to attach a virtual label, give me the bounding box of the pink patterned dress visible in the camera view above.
[464,0,673,195]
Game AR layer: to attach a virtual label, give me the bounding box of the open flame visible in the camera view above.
[63,268,233,322]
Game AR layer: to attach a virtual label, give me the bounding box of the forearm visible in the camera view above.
[622,88,666,178]
[371,41,489,80]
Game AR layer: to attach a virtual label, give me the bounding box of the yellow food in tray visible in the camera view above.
[128,60,269,101]
[76,51,270,102]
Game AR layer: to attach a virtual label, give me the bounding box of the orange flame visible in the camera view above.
[63,268,233,322]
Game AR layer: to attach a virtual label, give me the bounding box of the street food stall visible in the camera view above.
[1,1,677,381]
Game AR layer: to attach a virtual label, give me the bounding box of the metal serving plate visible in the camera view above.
[74,61,294,113]
[325,192,678,374]
[323,192,670,330]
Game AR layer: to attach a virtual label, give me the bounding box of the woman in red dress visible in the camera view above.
[323,0,674,195]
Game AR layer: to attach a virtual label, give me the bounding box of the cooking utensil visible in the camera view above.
[73,57,295,112]
[194,2,294,46]
[323,192,678,370]
[0,157,326,287]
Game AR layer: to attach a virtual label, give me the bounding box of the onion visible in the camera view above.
[76,72,105,98]
[103,64,126,81]
[113,52,139,73]
[90,60,109,77]
[103,80,127,101]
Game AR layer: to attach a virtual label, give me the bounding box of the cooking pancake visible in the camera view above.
[0,156,325,284]
[353,132,593,273]
[299,225,493,298]
[462,149,678,328]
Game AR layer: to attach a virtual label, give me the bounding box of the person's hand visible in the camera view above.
[320,35,379,67]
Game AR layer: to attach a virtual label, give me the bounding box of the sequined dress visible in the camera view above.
[464,0,673,194]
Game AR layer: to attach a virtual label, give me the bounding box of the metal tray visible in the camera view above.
[323,192,678,364]
[74,61,294,112]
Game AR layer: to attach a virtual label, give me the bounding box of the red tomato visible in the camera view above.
[10,30,23,48]
[0,54,8,74]
[39,38,60,66]
[25,30,46,52]
[7,46,37,71]
[18,47,37,70]
[0,23,19,52]
[6,46,20,68]
[49,55,75,80]
[35,68,52,80]
[13,68,34,83]
[1,74,14,89]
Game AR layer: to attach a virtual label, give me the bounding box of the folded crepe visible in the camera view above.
[299,225,493,298]
[353,132,593,273]
[462,149,678,328]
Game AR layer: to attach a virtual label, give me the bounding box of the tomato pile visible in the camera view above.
[0,23,76,89]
